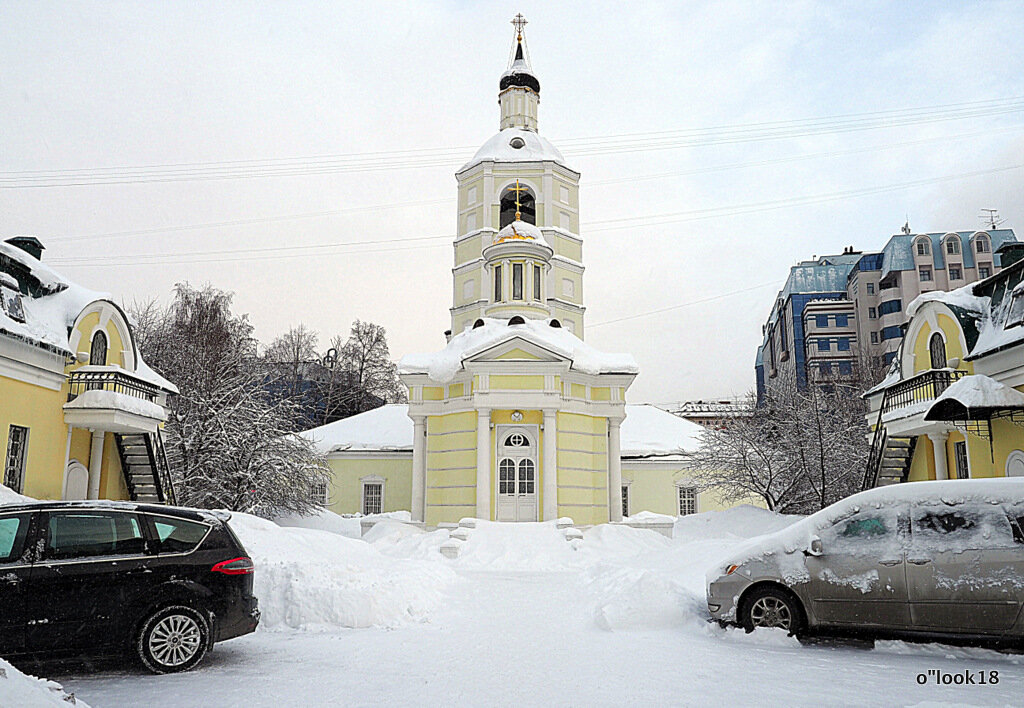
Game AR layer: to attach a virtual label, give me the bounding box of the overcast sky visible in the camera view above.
[4,1,1024,404]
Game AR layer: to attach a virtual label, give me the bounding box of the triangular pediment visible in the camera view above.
[465,336,569,364]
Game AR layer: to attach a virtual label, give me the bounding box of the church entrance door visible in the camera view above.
[495,427,538,522]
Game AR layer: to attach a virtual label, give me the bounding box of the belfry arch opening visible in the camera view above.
[500,185,536,228]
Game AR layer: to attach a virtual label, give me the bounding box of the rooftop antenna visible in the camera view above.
[980,209,1005,230]
[901,216,911,235]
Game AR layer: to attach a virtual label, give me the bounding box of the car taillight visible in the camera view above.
[211,557,255,575]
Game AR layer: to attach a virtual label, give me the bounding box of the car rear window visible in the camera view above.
[45,511,146,560]
[0,513,31,564]
[149,515,209,553]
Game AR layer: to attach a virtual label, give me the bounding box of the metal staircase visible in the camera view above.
[114,431,177,504]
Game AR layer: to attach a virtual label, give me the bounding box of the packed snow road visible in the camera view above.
[34,510,1024,706]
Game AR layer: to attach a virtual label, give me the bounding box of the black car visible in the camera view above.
[0,500,260,673]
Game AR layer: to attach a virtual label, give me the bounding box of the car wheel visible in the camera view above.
[136,605,210,674]
[741,586,804,635]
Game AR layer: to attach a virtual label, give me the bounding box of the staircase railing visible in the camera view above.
[862,398,889,490]
[150,430,177,505]
[113,433,138,500]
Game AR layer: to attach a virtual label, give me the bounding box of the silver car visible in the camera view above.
[706,479,1024,642]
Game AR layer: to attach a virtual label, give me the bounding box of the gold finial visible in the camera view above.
[511,13,527,42]
[509,178,527,222]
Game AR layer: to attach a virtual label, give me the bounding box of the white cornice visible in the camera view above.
[0,336,68,390]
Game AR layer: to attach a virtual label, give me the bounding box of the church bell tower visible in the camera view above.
[449,14,587,338]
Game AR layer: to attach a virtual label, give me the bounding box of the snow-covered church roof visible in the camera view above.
[302,403,704,458]
[398,317,638,384]
[459,128,572,174]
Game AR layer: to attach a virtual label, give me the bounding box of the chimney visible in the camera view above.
[5,236,45,261]
[997,242,1024,268]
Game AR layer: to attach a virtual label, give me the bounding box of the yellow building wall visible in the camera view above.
[325,456,413,515]
[910,313,975,376]
[907,435,936,482]
[621,462,765,516]
[425,410,477,526]
[555,412,607,525]
[0,375,68,500]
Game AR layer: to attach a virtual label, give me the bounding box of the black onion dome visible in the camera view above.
[499,42,540,93]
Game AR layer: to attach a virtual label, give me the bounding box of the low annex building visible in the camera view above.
[864,241,1024,485]
[0,236,177,502]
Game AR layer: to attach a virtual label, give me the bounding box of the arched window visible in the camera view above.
[929,332,947,370]
[509,315,526,325]
[518,459,535,494]
[90,330,108,366]
[504,433,528,447]
[945,237,960,255]
[916,237,930,256]
[499,459,516,494]
[975,234,990,253]
[499,185,536,227]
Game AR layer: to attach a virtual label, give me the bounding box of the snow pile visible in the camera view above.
[0,483,30,505]
[366,522,453,561]
[907,282,989,317]
[620,404,704,456]
[674,505,800,542]
[63,389,167,420]
[227,513,456,630]
[0,658,90,707]
[494,220,544,242]
[453,519,579,570]
[399,317,638,384]
[299,404,413,454]
[274,508,411,539]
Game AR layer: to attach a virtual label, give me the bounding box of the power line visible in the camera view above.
[588,281,782,328]
[5,97,1024,188]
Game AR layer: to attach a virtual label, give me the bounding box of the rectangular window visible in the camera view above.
[512,263,523,300]
[947,240,958,254]
[835,314,848,327]
[837,338,850,351]
[954,441,970,480]
[979,265,991,279]
[949,266,962,280]
[311,482,328,506]
[870,331,878,344]
[869,307,877,319]
[0,513,31,564]
[534,265,541,300]
[44,511,145,560]
[917,242,928,256]
[819,362,832,374]
[883,351,897,365]
[817,339,830,352]
[867,283,875,294]
[4,425,28,494]
[881,325,903,340]
[815,315,829,328]
[919,267,932,282]
[838,361,853,375]
[363,483,383,515]
[977,239,989,253]
[621,485,629,518]
[879,299,902,316]
[678,487,697,516]
[494,265,502,301]
[150,516,210,554]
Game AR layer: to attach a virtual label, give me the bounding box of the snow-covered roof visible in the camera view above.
[906,283,989,318]
[0,239,106,353]
[620,404,704,457]
[459,128,571,173]
[299,402,703,458]
[924,374,1024,421]
[63,389,168,421]
[399,317,638,384]
[300,404,414,455]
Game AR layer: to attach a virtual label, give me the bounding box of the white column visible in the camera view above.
[61,426,73,499]
[607,418,623,522]
[87,429,104,500]
[411,416,427,522]
[927,432,949,480]
[476,408,491,520]
[543,409,558,521]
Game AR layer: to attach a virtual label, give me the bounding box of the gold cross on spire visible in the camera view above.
[509,179,528,221]
[511,13,527,41]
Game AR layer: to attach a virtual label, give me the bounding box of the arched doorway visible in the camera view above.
[499,185,536,228]
[496,427,538,521]
[64,459,89,500]
[90,330,108,366]
[1006,450,1024,478]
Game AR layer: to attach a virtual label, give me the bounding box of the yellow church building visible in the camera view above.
[303,19,731,527]
[1,235,177,503]
[864,240,1024,485]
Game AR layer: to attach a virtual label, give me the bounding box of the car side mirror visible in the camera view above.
[806,537,823,556]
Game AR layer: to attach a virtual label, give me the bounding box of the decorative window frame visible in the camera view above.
[361,475,385,515]
[675,482,698,516]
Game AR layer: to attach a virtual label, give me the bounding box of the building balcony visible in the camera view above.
[63,366,168,433]
[872,369,966,436]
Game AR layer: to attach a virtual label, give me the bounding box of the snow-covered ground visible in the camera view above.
[6,504,1011,707]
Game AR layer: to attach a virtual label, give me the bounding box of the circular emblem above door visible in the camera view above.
[511,410,524,421]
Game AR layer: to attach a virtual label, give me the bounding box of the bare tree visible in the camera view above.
[338,319,407,412]
[128,284,330,517]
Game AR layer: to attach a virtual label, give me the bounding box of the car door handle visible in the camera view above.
[878,559,901,566]
[907,558,931,565]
